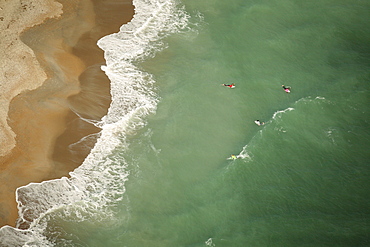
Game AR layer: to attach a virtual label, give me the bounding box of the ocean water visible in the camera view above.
[1,0,369,246]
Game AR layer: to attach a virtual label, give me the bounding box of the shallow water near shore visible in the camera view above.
[1,0,369,246]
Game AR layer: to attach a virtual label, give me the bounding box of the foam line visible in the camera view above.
[0,0,190,245]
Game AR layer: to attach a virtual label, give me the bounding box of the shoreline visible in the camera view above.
[0,0,134,227]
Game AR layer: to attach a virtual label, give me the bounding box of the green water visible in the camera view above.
[70,0,369,246]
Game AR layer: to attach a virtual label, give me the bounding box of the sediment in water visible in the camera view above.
[0,0,134,227]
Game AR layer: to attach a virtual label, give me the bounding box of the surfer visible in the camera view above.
[254,120,264,126]
[282,85,291,93]
[222,83,235,88]
[230,155,237,160]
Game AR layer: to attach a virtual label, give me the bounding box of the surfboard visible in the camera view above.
[254,120,264,126]
[221,84,235,88]
[282,85,291,93]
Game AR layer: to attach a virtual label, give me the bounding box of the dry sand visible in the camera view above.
[0,0,133,227]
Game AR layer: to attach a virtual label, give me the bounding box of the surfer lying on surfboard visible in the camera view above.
[228,154,237,160]
[282,85,291,93]
[222,83,235,88]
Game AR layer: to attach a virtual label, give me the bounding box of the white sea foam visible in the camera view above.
[205,237,216,246]
[237,145,252,160]
[294,95,327,105]
[0,0,190,245]
[271,107,295,120]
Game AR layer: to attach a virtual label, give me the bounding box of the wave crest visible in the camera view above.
[0,0,190,245]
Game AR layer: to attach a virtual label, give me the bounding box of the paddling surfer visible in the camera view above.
[222,83,235,88]
[282,85,291,93]
[254,120,265,126]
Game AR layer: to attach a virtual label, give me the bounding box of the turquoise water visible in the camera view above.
[1,0,369,246]
[89,0,369,246]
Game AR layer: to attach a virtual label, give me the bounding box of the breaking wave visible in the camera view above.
[0,0,190,246]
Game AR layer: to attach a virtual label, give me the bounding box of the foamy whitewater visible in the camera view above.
[0,0,190,245]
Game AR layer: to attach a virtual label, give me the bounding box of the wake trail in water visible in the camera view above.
[237,96,327,160]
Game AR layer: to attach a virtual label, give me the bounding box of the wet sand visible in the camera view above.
[0,0,134,227]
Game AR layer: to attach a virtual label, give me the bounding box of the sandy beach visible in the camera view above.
[0,0,133,227]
